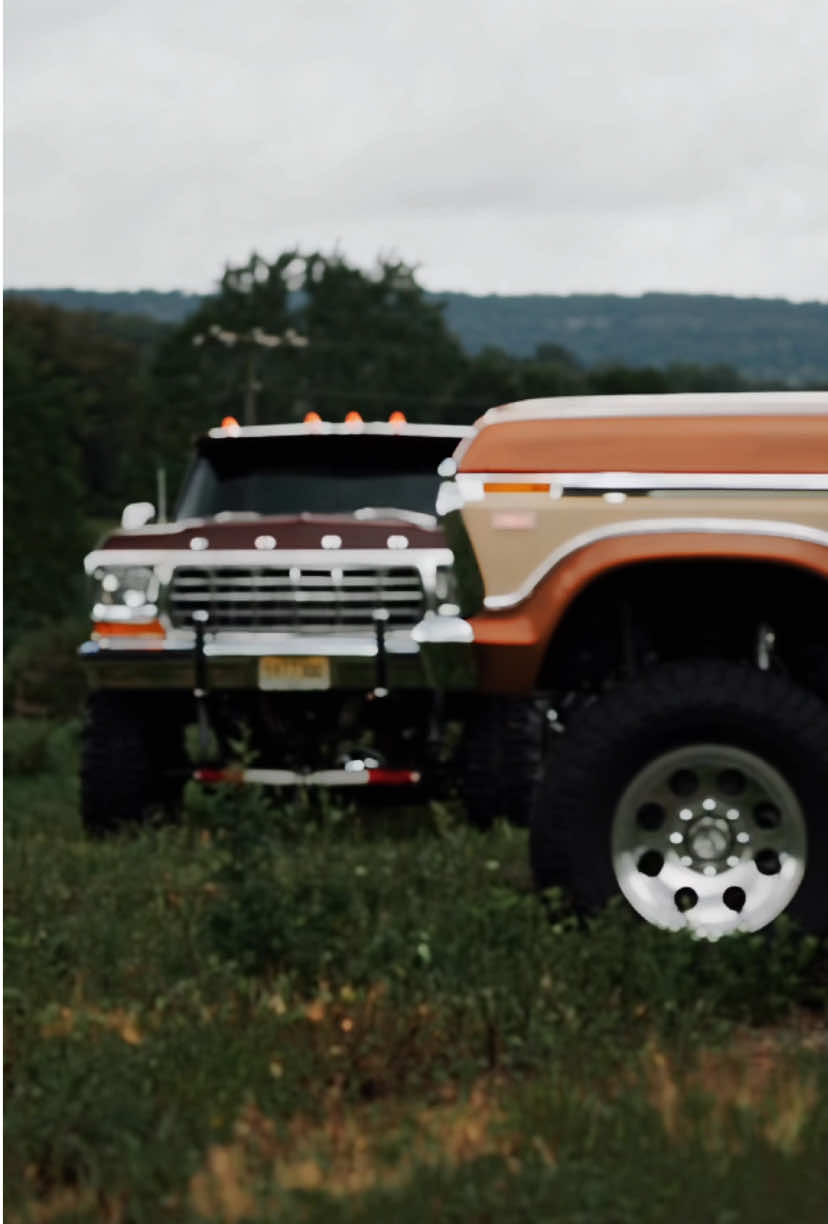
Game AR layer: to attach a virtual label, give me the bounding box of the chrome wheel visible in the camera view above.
[611,744,807,937]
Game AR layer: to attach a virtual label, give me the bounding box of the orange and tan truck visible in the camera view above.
[417,391,828,937]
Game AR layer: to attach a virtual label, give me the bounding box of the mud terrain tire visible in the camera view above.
[81,692,187,834]
[461,696,547,828]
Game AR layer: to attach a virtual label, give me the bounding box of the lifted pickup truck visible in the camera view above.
[420,391,828,937]
[79,415,473,831]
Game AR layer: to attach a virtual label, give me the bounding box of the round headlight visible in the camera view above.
[92,566,158,617]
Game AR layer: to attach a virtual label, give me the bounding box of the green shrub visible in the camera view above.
[3,718,60,776]
[4,616,89,718]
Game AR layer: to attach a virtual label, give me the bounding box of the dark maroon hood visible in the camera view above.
[98,513,446,551]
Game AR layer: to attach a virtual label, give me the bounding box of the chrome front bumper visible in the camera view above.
[80,619,478,692]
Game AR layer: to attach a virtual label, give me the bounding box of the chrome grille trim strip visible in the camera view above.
[167,563,428,631]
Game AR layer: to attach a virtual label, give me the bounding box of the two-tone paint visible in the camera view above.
[417,392,828,692]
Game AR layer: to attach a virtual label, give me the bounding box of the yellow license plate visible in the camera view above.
[258,656,332,691]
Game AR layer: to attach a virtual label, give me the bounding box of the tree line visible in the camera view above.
[9,284,828,386]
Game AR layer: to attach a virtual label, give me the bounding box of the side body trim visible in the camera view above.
[458,472,828,494]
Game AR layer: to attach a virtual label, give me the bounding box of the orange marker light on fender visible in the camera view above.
[389,410,406,430]
[483,481,551,494]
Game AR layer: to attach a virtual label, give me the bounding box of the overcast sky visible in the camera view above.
[4,0,828,299]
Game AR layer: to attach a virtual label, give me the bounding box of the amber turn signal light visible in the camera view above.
[92,620,166,639]
[483,481,551,494]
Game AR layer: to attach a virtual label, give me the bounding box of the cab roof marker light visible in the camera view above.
[389,410,406,430]
[304,411,323,426]
[344,411,363,429]
[221,416,240,434]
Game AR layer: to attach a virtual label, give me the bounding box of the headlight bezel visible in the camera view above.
[434,564,460,615]
[91,565,160,622]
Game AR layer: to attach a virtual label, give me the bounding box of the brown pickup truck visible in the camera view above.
[418,391,828,937]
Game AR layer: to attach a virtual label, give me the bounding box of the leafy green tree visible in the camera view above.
[587,364,671,395]
[2,299,165,642]
[4,299,160,516]
[151,251,471,490]
[661,362,746,392]
[4,304,88,640]
[452,345,530,418]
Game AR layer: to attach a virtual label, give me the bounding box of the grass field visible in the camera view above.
[4,717,828,1223]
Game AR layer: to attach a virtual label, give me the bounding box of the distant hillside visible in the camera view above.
[4,287,203,325]
[436,291,828,385]
[6,286,828,384]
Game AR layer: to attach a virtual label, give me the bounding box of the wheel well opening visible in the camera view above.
[537,558,827,696]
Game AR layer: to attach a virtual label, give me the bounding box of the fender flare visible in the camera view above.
[469,524,828,692]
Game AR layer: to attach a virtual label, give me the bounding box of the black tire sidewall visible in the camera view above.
[81,692,187,833]
[461,696,547,828]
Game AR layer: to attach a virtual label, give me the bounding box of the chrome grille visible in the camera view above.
[168,566,426,631]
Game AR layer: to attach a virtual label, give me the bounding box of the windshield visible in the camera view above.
[175,433,461,520]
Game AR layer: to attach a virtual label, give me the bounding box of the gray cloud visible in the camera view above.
[5,0,827,297]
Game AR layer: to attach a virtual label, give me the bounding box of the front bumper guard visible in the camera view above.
[80,617,478,691]
[80,615,478,788]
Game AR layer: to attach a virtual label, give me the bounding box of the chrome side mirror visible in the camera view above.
[120,501,156,529]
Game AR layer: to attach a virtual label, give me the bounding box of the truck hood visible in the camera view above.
[95,513,447,553]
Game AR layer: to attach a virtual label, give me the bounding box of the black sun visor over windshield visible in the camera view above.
[175,432,464,520]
